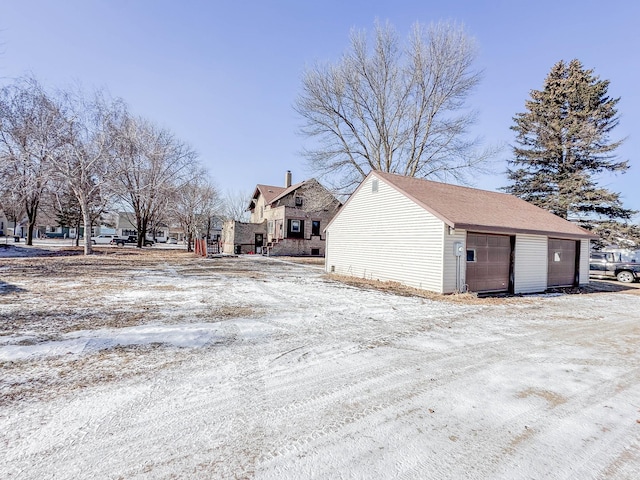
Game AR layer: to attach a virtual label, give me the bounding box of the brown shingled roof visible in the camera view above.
[254,184,286,204]
[373,171,596,239]
[269,180,307,204]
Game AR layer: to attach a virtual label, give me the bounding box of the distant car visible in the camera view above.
[166,237,178,244]
[111,235,154,247]
[91,234,119,245]
[589,252,640,283]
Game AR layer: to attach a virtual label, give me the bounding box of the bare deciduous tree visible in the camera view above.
[47,88,123,254]
[198,184,224,243]
[0,162,25,243]
[0,77,60,244]
[110,115,199,248]
[0,78,212,254]
[222,189,251,222]
[170,169,220,252]
[295,20,495,193]
[294,178,342,213]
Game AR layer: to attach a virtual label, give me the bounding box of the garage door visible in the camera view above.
[466,233,513,293]
[548,239,577,287]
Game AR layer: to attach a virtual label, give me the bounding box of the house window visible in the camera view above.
[295,196,303,206]
[260,206,264,218]
[311,220,320,236]
[268,221,274,234]
[553,251,561,262]
[466,249,476,262]
[287,219,304,238]
[372,179,379,193]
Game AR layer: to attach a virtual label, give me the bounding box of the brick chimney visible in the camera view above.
[285,170,292,188]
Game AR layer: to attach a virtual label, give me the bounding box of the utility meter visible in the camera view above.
[454,242,463,257]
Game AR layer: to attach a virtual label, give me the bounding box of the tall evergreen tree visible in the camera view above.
[52,190,83,244]
[504,59,636,245]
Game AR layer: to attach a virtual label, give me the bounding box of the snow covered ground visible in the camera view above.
[1,249,639,479]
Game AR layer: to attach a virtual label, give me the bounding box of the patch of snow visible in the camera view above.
[0,316,287,361]
[1,255,639,479]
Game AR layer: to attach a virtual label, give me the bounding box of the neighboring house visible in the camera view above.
[325,171,597,295]
[114,212,138,238]
[113,212,159,240]
[221,171,342,256]
[221,219,267,255]
[114,212,177,242]
[0,210,8,236]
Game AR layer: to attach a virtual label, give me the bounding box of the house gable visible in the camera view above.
[249,185,286,223]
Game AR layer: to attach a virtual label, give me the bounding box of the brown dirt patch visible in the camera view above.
[324,274,529,305]
[516,387,567,407]
[277,256,325,266]
[325,274,640,303]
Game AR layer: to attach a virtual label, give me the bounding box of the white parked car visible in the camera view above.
[166,237,178,244]
[91,234,119,245]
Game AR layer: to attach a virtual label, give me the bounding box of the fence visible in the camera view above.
[194,239,220,257]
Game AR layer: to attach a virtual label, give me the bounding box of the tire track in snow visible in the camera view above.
[255,312,640,478]
[4,256,640,479]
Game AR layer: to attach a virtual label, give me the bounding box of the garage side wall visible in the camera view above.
[579,239,590,285]
[325,176,446,293]
[513,234,548,294]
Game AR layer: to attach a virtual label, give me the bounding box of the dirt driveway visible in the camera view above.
[1,249,639,479]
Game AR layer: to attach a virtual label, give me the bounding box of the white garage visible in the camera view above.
[325,172,596,294]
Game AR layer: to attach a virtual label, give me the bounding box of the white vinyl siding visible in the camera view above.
[579,239,590,285]
[326,176,445,293]
[513,234,548,294]
[443,228,467,293]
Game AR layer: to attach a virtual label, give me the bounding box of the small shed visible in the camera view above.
[325,171,597,294]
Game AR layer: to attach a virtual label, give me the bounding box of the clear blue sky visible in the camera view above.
[1,0,638,214]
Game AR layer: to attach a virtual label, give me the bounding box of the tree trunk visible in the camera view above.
[83,215,93,254]
[75,218,81,247]
[79,197,93,255]
[27,223,35,245]
[136,217,148,249]
[25,200,38,246]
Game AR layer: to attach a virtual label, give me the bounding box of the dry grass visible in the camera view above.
[324,274,526,305]
[0,249,267,406]
[0,344,197,407]
[276,256,325,266]
[325,274,640,304]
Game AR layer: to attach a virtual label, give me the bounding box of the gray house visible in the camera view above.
[325,171,596,294]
